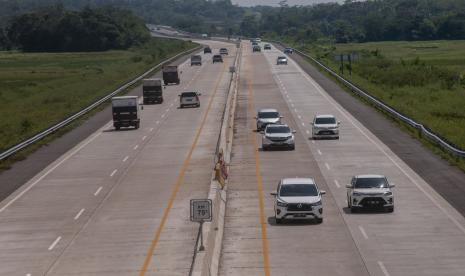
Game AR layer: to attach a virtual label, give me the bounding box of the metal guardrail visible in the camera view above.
[271,40,465,158]
[0,45,202,162]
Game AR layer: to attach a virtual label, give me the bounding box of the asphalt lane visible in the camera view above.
[219,42,465,276]
[0,41,235,275]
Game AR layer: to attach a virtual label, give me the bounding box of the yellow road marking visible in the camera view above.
[139,60,228,276]
[245,53,271,276]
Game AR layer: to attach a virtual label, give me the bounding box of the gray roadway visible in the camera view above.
[219,42,465,276]
[0,41,235,276]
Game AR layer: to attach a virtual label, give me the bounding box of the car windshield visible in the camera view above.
[280,184,318,197]
[258,112,279,119]
[181,92,197,97]
[266,126,290,134]
[278,57,286,60]
[315,117,336,124]
[214,55,222,59]
[354,177,388,189]
[220,48,227,51]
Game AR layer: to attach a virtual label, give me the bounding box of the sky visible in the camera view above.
[231,0,343,7]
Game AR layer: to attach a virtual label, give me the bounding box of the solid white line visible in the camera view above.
[0,131,102,213]
[74,208,85,220]
[325,163,330,170]
[123,156,129,162]
[334,179,341,188]
[142,135,147,141]
[110,169,117,177]
[133,145,139,150]
[292,55,465,235]
[378,261,390,276]
[48,236,62,251]
[359,226,368,239]
[94,186,103,196]
[317,149,322,155]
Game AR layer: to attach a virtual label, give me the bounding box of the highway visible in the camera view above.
[0,40,235,275]
[2,38,465,276]
[219,43,465,275]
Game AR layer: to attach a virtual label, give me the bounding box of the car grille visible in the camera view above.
[269,137,288,142]
[287,203,313,211]
[359,197,386,207]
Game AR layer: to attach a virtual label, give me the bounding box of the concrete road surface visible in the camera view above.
[219,42,465,276]
[0,41,235,276]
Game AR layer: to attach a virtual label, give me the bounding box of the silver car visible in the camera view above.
[179,91,201,108]
[346,175,395,213]
[311,114,340,139]
[277,56,288,65]
[262,124,296,151]
[271,178,326,224]
[255,108,282,131]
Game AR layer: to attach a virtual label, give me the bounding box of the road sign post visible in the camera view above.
[190,199,212,252]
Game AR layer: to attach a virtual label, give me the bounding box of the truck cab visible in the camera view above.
[142,78,163,104]
[111,96,140,130]
[162,65,180,85]
[191,55,202,66]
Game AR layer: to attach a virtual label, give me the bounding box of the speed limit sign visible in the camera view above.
[190,199,212,222]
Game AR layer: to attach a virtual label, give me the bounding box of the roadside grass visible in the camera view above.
[298,40,465,171]
[0,37,196,169]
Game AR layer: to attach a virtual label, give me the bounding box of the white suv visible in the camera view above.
[255,108,282,131]
[311,114,340,139]
[262,124,296,151]
[271,178,326,224]
[346,175,395,212]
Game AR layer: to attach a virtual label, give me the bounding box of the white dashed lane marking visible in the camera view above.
[74,208,85,220]
[94,186,103,196]
[48,236,62,251]
[378,261,390,276]
[110,169,117,177]
[142,136,147,141]
[334,179,341,188]
[324,163,330,170]
[123,156,129,162]
[359,226,368,239]
[317,149,322,155]
[133,145,139,150]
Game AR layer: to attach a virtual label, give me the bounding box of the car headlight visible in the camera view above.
[286,135,294,141]
[384,191,393,196]
[277,200,288,207]
[312,200,322,206]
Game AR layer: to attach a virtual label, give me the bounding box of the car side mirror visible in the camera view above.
[198,93,202,96]
[260,130,265,134]
[279,116,283,118]
[338,121,341,125]
[178,94,181,97]
[390,184,396,188]
[139,104,144,110]
[310,122,314,125]
[320,190,326,195]
[254,116,257,119]
[292,130,297,133]
[345,184,352,189]
[270,192,277,196]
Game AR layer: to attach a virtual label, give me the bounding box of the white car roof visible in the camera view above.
[258,108,278,113]
[282,178,315,185]
[315,114,336,119]
[266,124,289,128]
[355,174,386,179]
[112,96,138,100]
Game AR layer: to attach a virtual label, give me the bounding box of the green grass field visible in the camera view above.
[303,40,465,150]
[0,38,196,153]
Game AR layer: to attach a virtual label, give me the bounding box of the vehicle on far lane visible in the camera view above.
[162,65,180,85]
[255,108,282,131]
[262,124,296,151]
[311,114,340,139]
[204,46,212,54]
[190,55,202,66]
[284,47,294,54]
[179,91,201,108]
[264,43,272,50]
[253,45,261,52]
[112,96,140,130]
[142,78,163,104]
[346,175,395,213]
[271,178,326,224]
[277,56,288,65]
[219,48,229,55]
[212,54,223,63]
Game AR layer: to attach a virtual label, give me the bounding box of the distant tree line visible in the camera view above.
[2,0,465,46]
[1,5,150,51]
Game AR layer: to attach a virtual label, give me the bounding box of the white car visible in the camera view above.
[179,91,201,108]
[346,175,395,212]
[277,56,288,65]
[262,124,296,151]
[311,114,340,139]
[271,178,326,224]
[255,108,282,131]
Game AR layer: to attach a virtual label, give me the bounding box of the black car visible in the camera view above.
[264,44,271,50]
[284,47,294,54]
[212,54,223,63]
[204,47,212,54]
